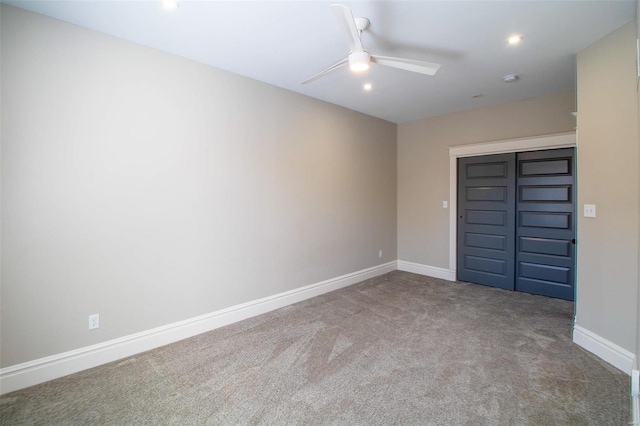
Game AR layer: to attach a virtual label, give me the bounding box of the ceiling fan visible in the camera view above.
[301,4,441,85]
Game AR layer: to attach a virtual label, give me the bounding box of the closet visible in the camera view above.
[457,148,575,301]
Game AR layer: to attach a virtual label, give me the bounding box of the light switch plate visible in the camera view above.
[443,201,448,209]
[584,204,596,218]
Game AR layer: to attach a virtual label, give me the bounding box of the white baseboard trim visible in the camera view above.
[397,260,456,281]
[573,324,635,375]
[0,261,397,395]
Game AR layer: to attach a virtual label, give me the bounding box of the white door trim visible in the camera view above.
[447,132,577,274]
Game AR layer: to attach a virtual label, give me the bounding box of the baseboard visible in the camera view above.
[0,261,398,395]
[397,260,456,281]
[573,324,635,375]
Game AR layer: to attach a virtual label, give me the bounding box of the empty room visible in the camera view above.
[1,0,639,424]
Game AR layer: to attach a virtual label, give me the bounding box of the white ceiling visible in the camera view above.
[6,0,635,123]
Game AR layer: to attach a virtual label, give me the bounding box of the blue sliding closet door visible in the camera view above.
[457,148,576,301]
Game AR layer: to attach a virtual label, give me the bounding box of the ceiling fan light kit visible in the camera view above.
[161,0,179,11]
[301,4,441,85]
[349,52,371,72]
[507,35,523,45]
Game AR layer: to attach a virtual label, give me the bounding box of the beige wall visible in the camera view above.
[636,0,640,369]
[397,91,576,269]
[637,0,640,363]
[576,21,639,354]
[0,6,397,367]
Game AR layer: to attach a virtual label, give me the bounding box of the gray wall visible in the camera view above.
[397,90,576,269]
[576,21,639,354]
[0,6,397,367]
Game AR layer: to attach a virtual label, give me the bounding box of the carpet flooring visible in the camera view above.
[0,271,630,425]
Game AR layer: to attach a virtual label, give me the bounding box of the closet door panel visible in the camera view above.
[515,148,576,301]
[457,154,516,290]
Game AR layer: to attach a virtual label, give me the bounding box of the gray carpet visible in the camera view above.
[0,271,630,425]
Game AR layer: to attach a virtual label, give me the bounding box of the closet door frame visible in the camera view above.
[448,132,576,277]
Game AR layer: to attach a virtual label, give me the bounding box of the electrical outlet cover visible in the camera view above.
[89,314,100,330]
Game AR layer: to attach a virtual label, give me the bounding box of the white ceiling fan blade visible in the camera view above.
[300,58,348,85]
[371,55,441,76]
[331,4,364,53]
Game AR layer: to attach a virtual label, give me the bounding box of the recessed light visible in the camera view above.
[363,83,373,91]
[507,35,523,45]
[472,93,483,98]
[161,0,179,10]
[503,74,519,83]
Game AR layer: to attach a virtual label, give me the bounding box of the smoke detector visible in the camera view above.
[503,74,519,83]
